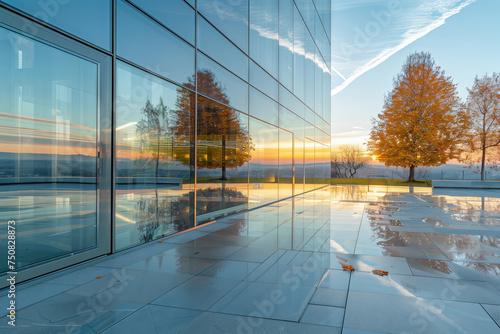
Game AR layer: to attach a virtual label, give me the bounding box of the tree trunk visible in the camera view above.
[155,140,160,179]
[481,146,486,181]
[408,166,415,182]
[221,134,227,180]
[155,187,159,230]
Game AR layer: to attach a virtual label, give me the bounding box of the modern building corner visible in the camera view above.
[0,0,331,288]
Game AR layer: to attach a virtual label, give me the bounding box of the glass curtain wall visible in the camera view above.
[0,26,99,271]
[0,0,331,256]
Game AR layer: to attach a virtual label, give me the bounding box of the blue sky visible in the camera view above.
[331,0,500,146]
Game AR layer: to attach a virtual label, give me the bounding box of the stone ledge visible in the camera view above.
[432,180,500,189]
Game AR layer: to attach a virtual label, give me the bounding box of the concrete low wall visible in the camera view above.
[432,180,500,189]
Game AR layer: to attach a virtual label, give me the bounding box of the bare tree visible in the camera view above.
[331,144,369,178]
[460,73,500,180]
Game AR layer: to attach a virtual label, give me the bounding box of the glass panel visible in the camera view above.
[198,0,249,53]
[305,31,315,109]
[324,69,331,123]
[279,84,305,119]
[249,0,279,78]
[296,0,314,31]
[249,87,278,126]
[279,130,293,199]
[249,118,279,208]
[117,0,195,86]
[197,15,248,81]
[115,61,194,250]
[294,138,305,195]
[250,60,278,102]
[1,0,111,50]
[0,27,98,272]
[197,52,249,113]
[315,46,324,117]
[293,5,306,102]
[279,0,294,90]
[196,96,250,222]
[305,120,315,140]
[304,138,315,191]
[314,0,331,41]
[129,0,195,44]
[279,106,304,140]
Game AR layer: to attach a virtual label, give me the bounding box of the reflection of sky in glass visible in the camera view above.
[129,0,195,44]
[198,0,249,53]
[197,15,248,81]
[116,61,181,161]
[249,87,278,126]
[249,0,279,78]
[2,0,112,50]
[0,27,98,180]
[0,26,99,273]
[117,0,195,86]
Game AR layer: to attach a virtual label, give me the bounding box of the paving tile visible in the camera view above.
[210,281,315,321]
[344,291,500,334]
[0,282,76,317]
[482,304,500,327]
[162,230,211,244]
[13,288,144,333]
[342,329,387,334]
[197,260,259,280]
[407,258,459,279]
[66,269,191,303]
[127,253,217,275]
[255,259,325,288]
[225,246,276,262]
[162,239,242,259]
[317,269,351,290]
[101,305,203,334]
[335,254,413,275]
[45,266,116,286]
[310,288,348,308]
[244,250,285,281]
[300,304,345,327]
[94,243,177,268]
[152,276,240,310]
[178,311,341,334]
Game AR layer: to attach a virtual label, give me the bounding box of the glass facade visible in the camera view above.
[0,0,331,281]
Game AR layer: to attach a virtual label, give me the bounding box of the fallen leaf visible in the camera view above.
[372,270,389,276]
[342,265,355,271]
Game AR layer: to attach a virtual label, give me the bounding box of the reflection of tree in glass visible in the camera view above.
[136,194,190,243]
[173,69,253,180]
[330,185,367,202]
[195,187,247,214]
[136,98,172,178]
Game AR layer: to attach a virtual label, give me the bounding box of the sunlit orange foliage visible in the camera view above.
[173,69,253,179]
[368,52,467,181]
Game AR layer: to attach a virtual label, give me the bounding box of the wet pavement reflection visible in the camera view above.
[2,186,500,333]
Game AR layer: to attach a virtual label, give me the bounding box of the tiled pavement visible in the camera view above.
[2,185,500,333]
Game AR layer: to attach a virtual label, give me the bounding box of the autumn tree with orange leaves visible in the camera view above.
[368,52,468,182]
[173,69,253,180]
[459,73,500,180]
